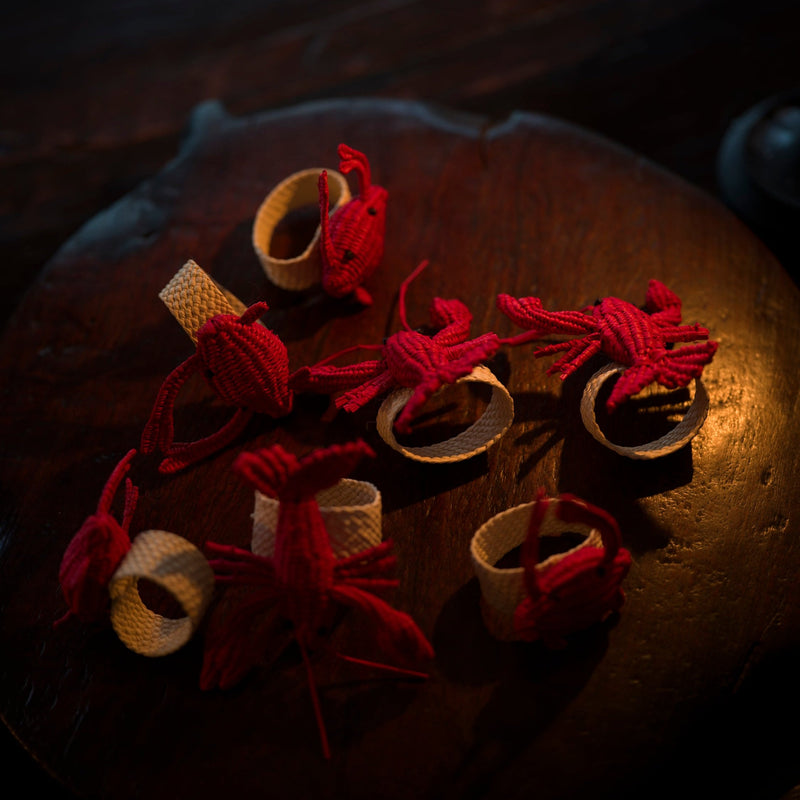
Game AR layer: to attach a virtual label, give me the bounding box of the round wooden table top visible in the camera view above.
[2,98,799,800]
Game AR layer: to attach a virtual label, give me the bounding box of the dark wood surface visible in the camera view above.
[3,3,800,799]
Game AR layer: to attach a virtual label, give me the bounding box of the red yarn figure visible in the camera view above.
[497,280,718,411]
[56,449,139,626]
[140,301,293,473]
[514,491,632,647]
[318,144,387,306]
[200,440,433,758]
[290,260,501,434]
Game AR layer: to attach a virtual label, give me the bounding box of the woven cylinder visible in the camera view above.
[580,362,710,459]
[158,259,245,343]
[375,365,514,464]
[109,530,215,657]
[251,478,381,558]
[470,502,602,641]
[252,168,351,291]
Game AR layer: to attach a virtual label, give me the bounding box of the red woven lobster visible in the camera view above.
[497,280,718,410]
[290,260,501,434]
[140,301,293,473]
[514,491,631,647]
[318,143,387,306]
[56,449,139,626]
[200,440,433,758]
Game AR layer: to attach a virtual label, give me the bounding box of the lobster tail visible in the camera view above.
[233,444,300,500]
[233,440,375,502]
[337,143,371,195]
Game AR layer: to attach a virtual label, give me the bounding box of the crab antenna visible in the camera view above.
[140,354,202,455]
[299,640,331,760]
[398,260,430,331]
[336,653,429,680]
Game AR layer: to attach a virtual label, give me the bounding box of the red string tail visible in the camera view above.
[140,354,201,454]
[299,640,331,760]
[336,653,429,680]
[157,407,254,474]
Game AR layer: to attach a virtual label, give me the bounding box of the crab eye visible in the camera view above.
[367,206,377,216]
[343,249,355,262]
[204,368,215,381]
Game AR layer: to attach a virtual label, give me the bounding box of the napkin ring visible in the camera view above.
[109,530,214,657]
[580,362,710,459]
[252,167,351,291]
[56,449,215,657]
[376,364,514,464]
[470,491,632,646]
[252,477,382,557]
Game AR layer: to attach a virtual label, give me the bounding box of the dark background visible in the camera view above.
[2,1,800,797]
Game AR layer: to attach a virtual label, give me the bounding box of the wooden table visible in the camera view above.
[2,95,800,800]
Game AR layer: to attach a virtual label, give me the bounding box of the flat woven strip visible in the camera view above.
[375,365,514,464]
[252,168,351,291]
[580,362,710,460]
[158,259,241,344]
[251,478,382,558]
[470,502,602,641]
[108,530,215,657]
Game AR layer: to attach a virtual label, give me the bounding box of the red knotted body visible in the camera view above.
[497,280,718,410]
[290,260,500,433]
[141,301,293,472]
[319,144,387,305]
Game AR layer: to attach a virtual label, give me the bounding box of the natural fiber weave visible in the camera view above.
[159,259,244,343]
[251,478,382,558]
[109,530,215,657]
[253,168,351,291]
[470,502,602,641]
[376,365,514,463]
[580,362,710,459]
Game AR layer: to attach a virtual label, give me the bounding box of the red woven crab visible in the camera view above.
[56,448,139,626]
[200,440,433,758]
[514,491,632,647]
[290,260,501,434]
[318,143,387,306]
[140,301,293,473]
[497,280,718,411]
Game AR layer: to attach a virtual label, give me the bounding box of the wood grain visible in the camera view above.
[1,98,799,799]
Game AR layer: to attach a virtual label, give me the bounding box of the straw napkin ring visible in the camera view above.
[470,490,632,646]
[580,362,710,459]
[253,143,387,305]
[55,449,215,657]
[253,167,351,291]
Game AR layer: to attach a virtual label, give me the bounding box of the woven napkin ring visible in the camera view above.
[253,143,387,307]
[55,449,215,657]
[497,279,718,460]
[251,475,382,558]
[376,364,514,463]
[253,167,351,291]
[470,491,632,645]
[580,362,710,459]
[140,259,293,473]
